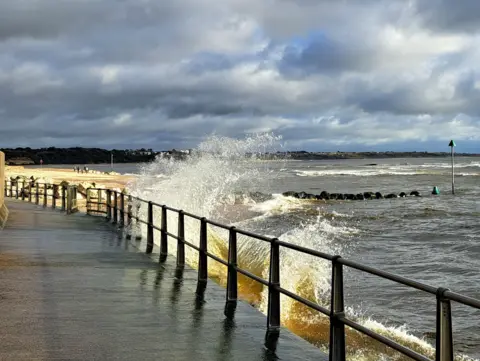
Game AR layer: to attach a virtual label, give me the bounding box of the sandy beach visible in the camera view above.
[5,166,135,190]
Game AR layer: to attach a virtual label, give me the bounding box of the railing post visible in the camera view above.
[61,186,66,211]
[196,217,208,295]
[97,189,102,213]
[135,202,142,240]
[35,183,39,205]
[106,190,112,221]
[66,185,78,214]
[329,256,346,361]
[120,192,125,227]
[126,196,133,239]
[265,238,281,350]
[52,185,56,209]
[113,191,118,224]
[267,238,281,330]
[66,186,72,214]
[9,180,13,198]
[146,201,154,254]
[160,205,168,262]
[15,180,19,199]
[4,179,7,197]
[225,227,238,318]
[43,184,47,208]
[86,188,91,215]
[21,181,26,201]
[28,182,32,203]
[436,288,453,361]
[177,211,185,267]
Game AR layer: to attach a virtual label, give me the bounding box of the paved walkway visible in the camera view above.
[0,199,327,361]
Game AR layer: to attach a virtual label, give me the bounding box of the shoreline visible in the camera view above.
[5,166,135,190]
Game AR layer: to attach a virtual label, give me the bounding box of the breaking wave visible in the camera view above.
[295,169,479,177]
[127,134,474,361]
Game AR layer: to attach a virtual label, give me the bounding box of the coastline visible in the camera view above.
[5,166,135,190]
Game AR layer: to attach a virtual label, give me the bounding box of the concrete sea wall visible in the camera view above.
[0,151,8,228]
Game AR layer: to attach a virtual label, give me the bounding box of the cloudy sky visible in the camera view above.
[1,0,480,152]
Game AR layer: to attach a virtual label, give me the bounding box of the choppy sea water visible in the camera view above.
[40,141,480,360]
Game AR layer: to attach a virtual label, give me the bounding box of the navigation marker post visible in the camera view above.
[448,140,456,195]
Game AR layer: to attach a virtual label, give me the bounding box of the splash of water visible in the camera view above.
[132,133,282,217]
[127,134,475,361]
[128,133,284,278]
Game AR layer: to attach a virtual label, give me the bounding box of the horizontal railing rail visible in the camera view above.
[84,187,480,361]
[4,179,78,214]
[5,179,479,361]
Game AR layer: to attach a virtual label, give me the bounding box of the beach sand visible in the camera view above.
[5,166,135,190]
[5,166,137,213]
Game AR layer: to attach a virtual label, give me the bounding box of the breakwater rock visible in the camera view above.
[282,190,422,201]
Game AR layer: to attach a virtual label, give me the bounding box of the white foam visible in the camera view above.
[295,169,420,177]
[130,133,282,218]
[417,162,480,169]
[295,169,479,177]
[256,214,359,315]
[248,194,306,215]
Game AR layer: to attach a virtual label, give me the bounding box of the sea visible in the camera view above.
[34,135,480,360]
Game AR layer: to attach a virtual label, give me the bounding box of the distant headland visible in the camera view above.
[261,150,480,160]
[2,147,160,165]
[1,147,479,165]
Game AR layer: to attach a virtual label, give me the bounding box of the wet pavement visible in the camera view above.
[0,199,327,361]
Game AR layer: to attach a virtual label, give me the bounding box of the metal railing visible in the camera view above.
[4,179,78,214]
[5,180,479,361]
[85,187,480,361]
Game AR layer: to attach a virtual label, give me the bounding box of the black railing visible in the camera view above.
[4,180,480,361]
[85,187,480,361]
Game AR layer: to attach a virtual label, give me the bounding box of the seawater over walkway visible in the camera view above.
[0,199,326,361]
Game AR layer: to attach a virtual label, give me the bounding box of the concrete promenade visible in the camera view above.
[0,199,327,361]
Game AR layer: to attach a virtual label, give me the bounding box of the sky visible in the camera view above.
[1,0,480,152]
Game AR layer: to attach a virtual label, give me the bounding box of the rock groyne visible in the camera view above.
[282,190,423,201]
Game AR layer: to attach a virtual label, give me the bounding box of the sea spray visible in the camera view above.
[128,133,284,287]
[256,213,358,349]
[132,133,282,217]
[126,134,475,361]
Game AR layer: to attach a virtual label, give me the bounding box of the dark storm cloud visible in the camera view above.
[415,0,480,33]
[0,0,480,150]
[278,35,378,76]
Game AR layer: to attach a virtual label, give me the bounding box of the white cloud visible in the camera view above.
[0,0,479,150]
